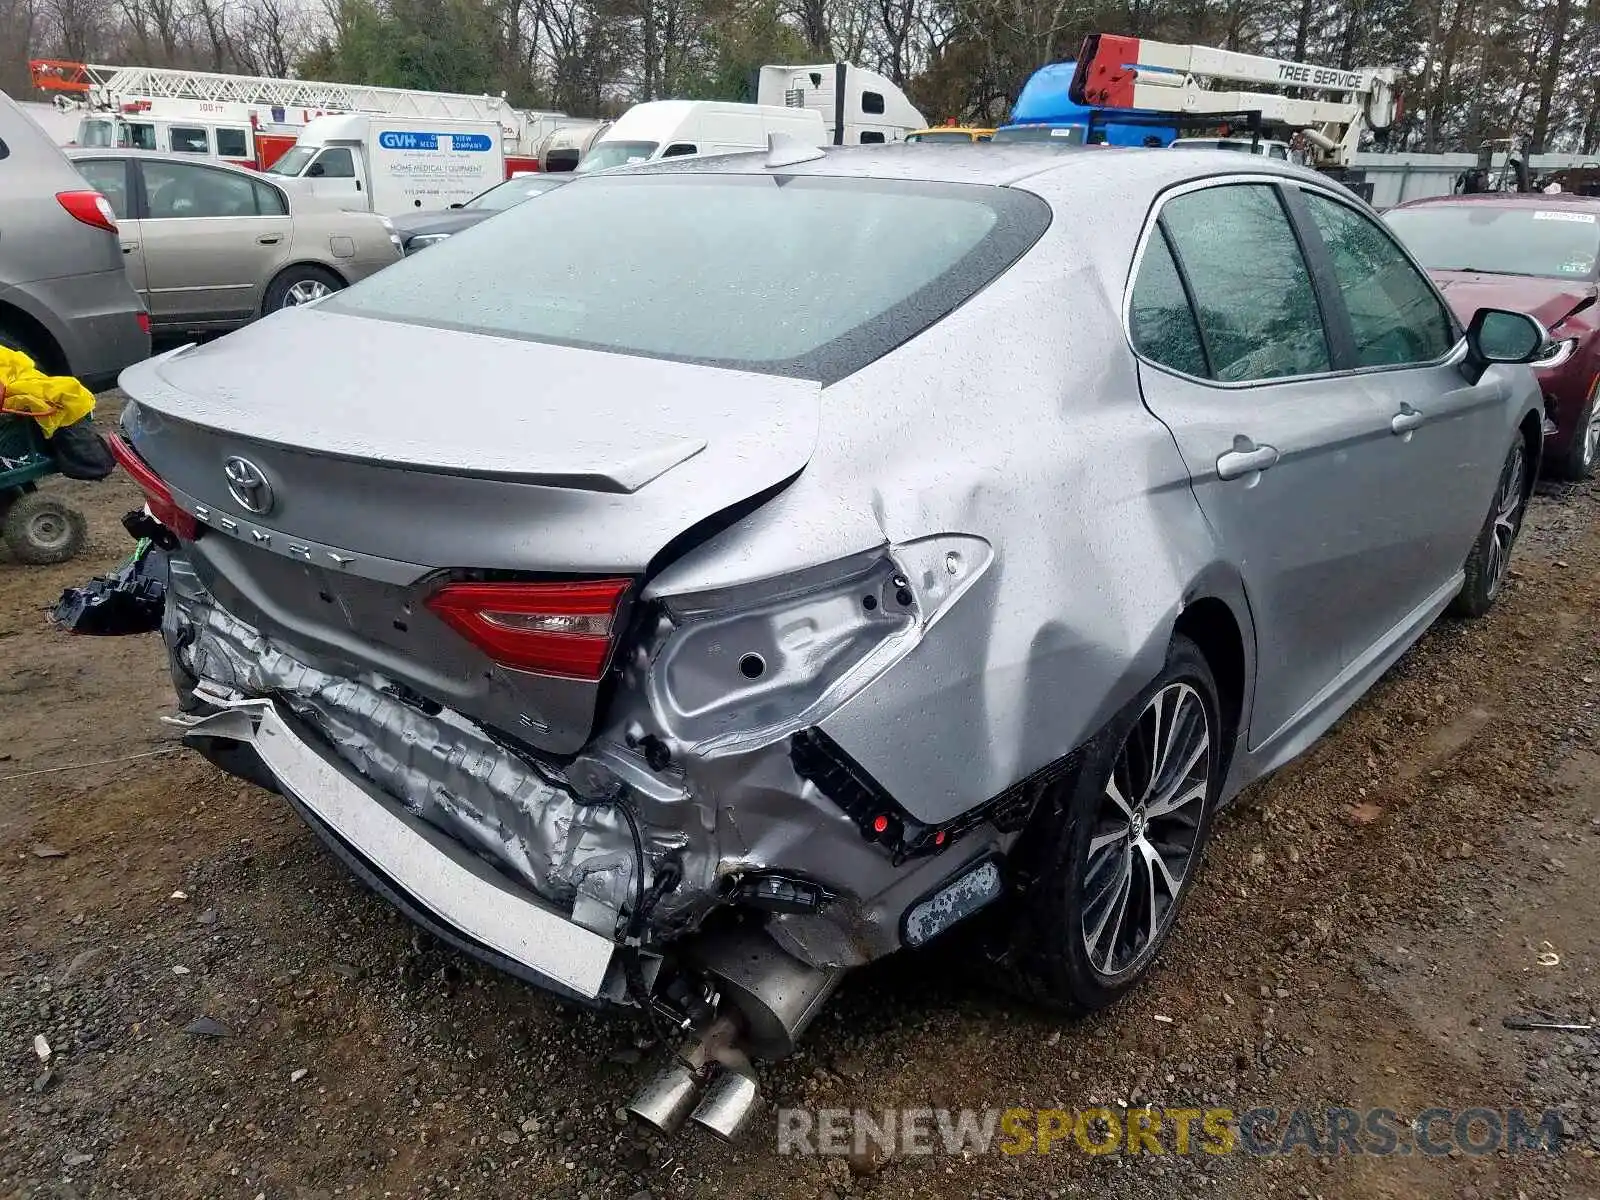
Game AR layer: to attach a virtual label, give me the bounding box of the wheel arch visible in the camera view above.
[0,298,69,375]
[261,260,348,316]
[1172,564,1258,800]
[1518,406,1544,489]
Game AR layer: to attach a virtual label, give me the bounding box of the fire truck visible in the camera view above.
[28,59,570,175]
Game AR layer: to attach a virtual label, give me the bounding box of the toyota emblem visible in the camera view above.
[223,456,275,516]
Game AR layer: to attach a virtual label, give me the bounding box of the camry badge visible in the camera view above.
[223,457,274,516]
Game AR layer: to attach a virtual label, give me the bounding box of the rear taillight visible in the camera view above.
[425,579,631,681]
[137,311,151,335]
[56,190,118,233]
[107,434,199,540]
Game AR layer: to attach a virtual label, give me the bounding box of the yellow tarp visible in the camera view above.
[0,346,95,438]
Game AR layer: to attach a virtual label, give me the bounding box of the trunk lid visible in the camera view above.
[121,308,820,752]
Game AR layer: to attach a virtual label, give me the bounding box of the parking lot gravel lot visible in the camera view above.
[3,391,1599,1200]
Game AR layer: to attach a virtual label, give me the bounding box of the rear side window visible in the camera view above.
[1129,229,1208,377]
[661,143,697,157]
[170,126,210,153]
[1159,183,1330,382]
[143,160,267,218]
[216,128,249,158]
[0,137,7,161]
[863,91,885,115]
[75,159,131,220]
[860,131,886,144]
[1300,190,1455,367]
[326,173,1050,382]
[253,179,288,216]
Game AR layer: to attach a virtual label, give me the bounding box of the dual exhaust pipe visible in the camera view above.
[626,1013,762,1140]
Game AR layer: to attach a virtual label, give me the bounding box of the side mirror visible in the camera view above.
[1462,308,1548,382]
[307,162,325,178]
[1467,308,1546,363]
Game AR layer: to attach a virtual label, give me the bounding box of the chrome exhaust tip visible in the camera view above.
[626,1060,703,1136]
[688,1066,762,1141]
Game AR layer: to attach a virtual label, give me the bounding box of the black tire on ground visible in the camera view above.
[1552,394,1598,482]
[995,633,1223,1015]
[262,265,344,314]
[1449,434,1531,619]
[2,491,88,565]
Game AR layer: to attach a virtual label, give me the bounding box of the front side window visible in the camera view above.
[170,126,210,153]
[1385,203,1600,279]
[862,91,886,115]
[661,143,698,158]
[1160,183,1330,383]
[1129,228,1208,377]
[74,159,130,219]
[859,131,886,144]
[325,173,1050,382]
[215,128,249,158]
[142,161,266,219]
[308,147,355,178]
[1301,190,1455,368]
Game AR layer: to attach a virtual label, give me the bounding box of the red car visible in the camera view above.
[1387,193,1600,479]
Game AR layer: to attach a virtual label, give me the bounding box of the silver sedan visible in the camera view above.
[68,148,401,335]
[111,143,1547,1138]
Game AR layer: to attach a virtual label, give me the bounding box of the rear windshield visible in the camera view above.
[324,172,1050,382]
[1385,204,1600,279]
[992,125,1084,145]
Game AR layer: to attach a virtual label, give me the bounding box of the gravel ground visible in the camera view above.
[2,393,1599,1199]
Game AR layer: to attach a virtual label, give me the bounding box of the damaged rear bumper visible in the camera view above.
[179,696,620,1002]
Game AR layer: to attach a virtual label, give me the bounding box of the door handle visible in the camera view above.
[121,242,139,253]
[257,235,282,245]
[1216,439,1280,481]
[1390,405,1426,435]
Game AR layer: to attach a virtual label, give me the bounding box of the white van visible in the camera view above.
[756,63,925,145]
[576,102,826,172]
[267,113,507,214]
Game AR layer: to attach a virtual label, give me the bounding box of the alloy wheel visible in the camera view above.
[1485,440,1526,600]
[1080,682,1211,978]
[1584,404,1600,472]
[283,279,332,307]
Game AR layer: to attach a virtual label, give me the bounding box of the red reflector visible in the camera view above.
[934,830,946,846]
[107,433,199,540]
[137,311,151,335]
[872,815,890,834]
[56,189,118,233]
[425,579,631,681]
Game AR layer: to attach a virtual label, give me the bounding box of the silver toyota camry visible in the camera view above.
[112,142,1548,1139]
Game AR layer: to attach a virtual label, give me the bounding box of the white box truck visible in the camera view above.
[265,113,506,214]
[576,102,826,172]
[756,63,925,145]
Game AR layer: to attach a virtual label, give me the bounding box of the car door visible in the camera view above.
[72,156,149,303]
[303,146,363,207]
[135,158,292,327]
[1129,178,1401,748]
[1286,183,1506,629]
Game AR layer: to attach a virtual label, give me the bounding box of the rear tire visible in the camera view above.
[1553,394,1598,481]
[3,491,88,565]
[996,634,1222,1014]
[0,321,48,368]
[263,265,343,314]
[1449,435,1530,619]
